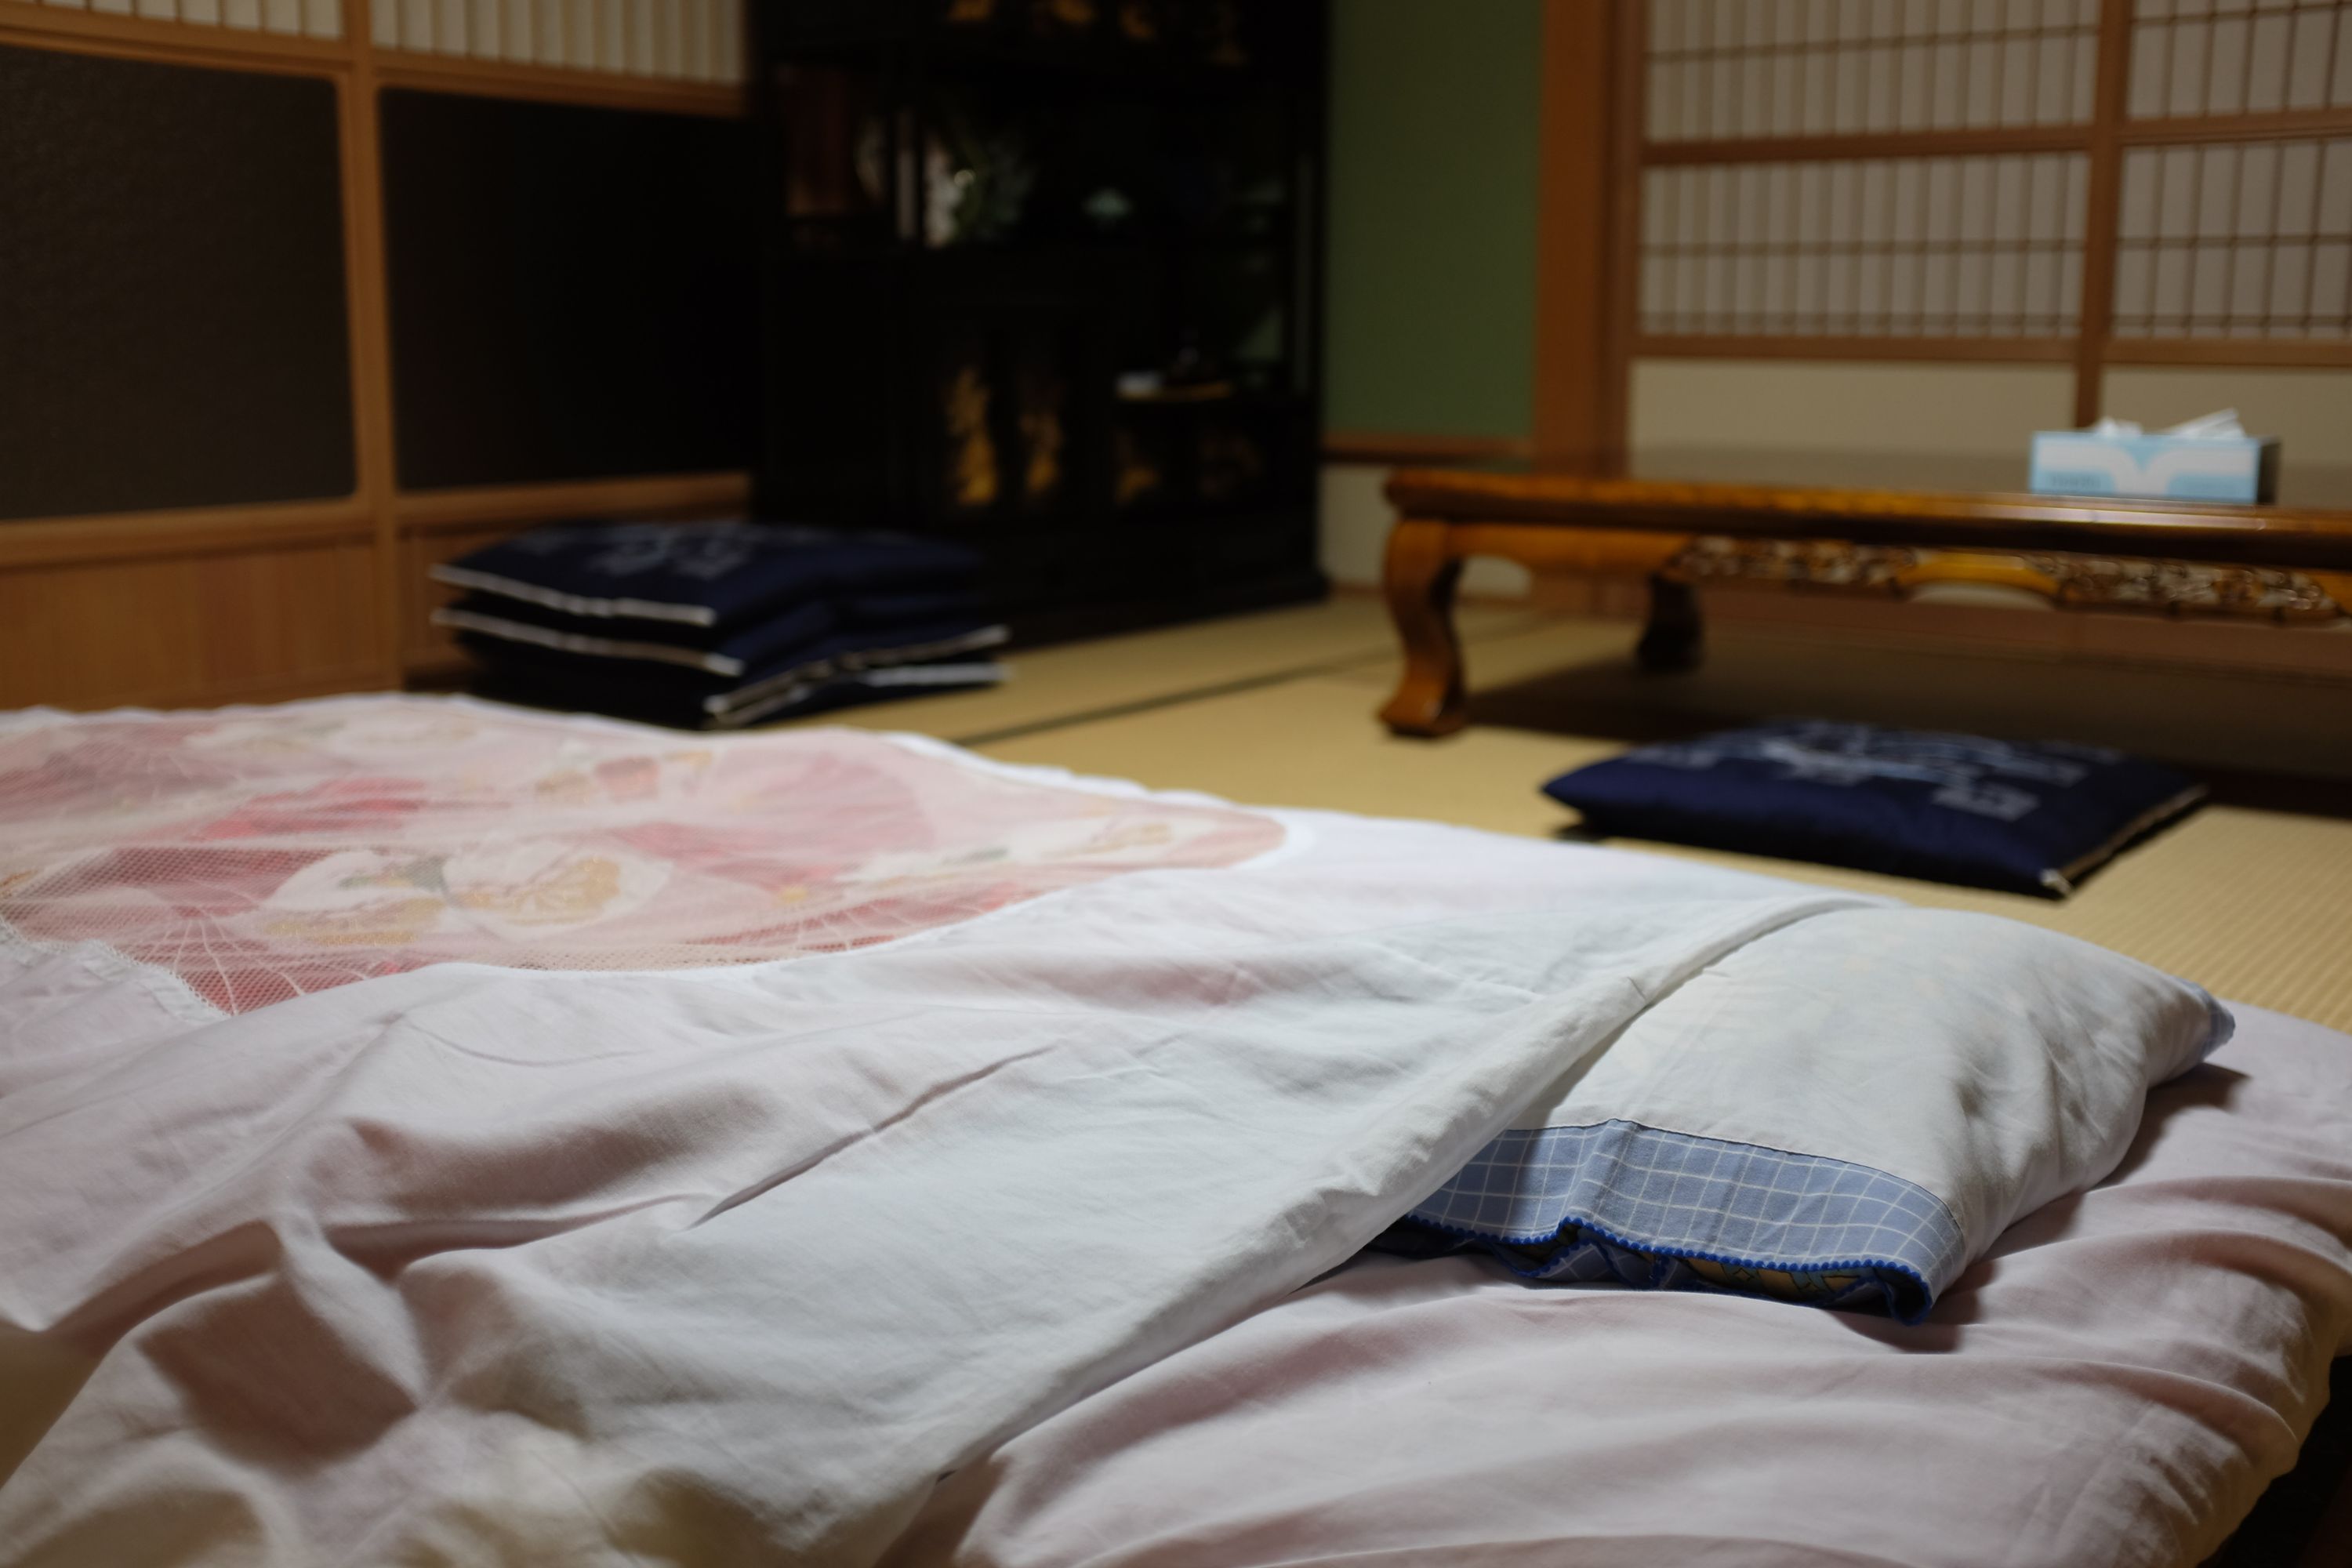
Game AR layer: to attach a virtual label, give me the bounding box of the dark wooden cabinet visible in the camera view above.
[750,0,1327,639]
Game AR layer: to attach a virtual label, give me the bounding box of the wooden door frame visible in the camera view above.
[1531,0,1634,477]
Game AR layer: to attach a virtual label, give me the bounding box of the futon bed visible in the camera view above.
[0,697,2345,1567]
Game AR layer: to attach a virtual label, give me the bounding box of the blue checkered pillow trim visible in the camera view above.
[1406,1120,1967,1323]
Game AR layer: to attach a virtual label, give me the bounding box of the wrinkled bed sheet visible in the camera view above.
[1,699,2347,1568]
[892,1000,2352,1568]
[2,701,1893,1564]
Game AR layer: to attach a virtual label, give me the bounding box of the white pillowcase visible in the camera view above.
[1405,909,2229,1318]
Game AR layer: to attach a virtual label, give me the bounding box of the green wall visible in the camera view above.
[1323,0,1543,440]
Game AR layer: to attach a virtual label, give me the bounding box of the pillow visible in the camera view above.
[430,520,981,629]
[1542,720,2203,896]
[1383,909,2230,1322]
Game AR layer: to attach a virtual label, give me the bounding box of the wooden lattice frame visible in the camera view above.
[0,2,749,691]
[1606,0,2352,431]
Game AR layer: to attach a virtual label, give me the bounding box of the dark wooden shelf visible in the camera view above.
[753,0,1327,638]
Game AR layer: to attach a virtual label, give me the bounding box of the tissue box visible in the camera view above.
[2030,429,2279,504]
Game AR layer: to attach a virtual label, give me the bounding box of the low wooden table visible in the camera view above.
[1377,469,2352,737]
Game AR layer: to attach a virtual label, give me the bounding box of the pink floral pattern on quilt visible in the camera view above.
[0,699,1283,1014]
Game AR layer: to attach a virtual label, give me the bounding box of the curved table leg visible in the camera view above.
[1378,518,1468,736]
[1635,573,1704,672]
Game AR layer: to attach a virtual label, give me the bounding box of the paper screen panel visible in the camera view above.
[0,701,1287,1015]
[366,0,739,80]
[2114,136,2352,336]
[1640,152,2089,336]
[1647,0,2102,143]
[2128,0,2352,118]
[4,0,739,68]
[9,0,343,38]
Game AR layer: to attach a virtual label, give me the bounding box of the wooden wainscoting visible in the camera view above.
[0,471,751,710]
[0,527,384,710]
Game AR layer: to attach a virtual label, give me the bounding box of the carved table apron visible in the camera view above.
[1375,471,2352,738]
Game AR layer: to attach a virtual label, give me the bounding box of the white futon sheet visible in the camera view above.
[1,701,2345,1568]
[893,1000,2352,1568]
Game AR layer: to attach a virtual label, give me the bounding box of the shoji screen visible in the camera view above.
[368,0,741,82]
[1639,151,2091,340]
[2117,2,2351,341]
[8,0,345,39]
[1628,0,2352,411]
[2,0,742,78]
[1641,2,2097,354]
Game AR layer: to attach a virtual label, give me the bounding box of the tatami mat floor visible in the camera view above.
[803,594,2352,1032]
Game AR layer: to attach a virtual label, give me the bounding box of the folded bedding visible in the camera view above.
[438,592,1005,688]
[456,615,1010,728]
[430,521,1006,728]
[430,519,979,627]
[438,591,845,677]
[838,589,988,627]
[0,697,2343,1568]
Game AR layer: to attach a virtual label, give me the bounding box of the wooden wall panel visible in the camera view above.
[379,88,754,492]
[0,3,754,716]
[0,540,385,709]
[0,43,358,520]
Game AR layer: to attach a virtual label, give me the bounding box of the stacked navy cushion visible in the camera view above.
[431,521,1006,728]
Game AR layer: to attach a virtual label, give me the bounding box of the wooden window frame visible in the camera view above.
[1535,0,2352,470]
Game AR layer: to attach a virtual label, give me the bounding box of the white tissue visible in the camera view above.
[2159,408,2247,440]
[2082,408,2248,440]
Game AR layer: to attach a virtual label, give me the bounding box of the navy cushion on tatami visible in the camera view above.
[1542,720,2204,896]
